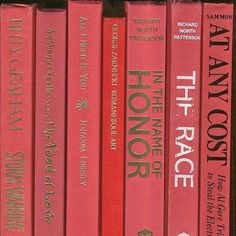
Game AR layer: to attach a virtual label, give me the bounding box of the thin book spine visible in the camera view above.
[166,1,202,235]
[0,3,35,236]
[101,15,126,236]
[125,1,166,235]
[67,1,102,235]
[200,3,233,236]
[34,8,66,236]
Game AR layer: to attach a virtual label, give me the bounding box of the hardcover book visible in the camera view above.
[0,3,35,235]
[125,1,166,235]
[34,6,66,236]
[101,2,126,234]
[165,1,202,235]
[66,1,102,235]
[200,3,233,236]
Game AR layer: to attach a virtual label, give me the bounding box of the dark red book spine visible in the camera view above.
[200,3,233,236]
[67,1,102,235]
[166,2,202,235]
[0,4,35,236]
[125,1,166,235]
[101,17,125,236]
[34,8,66,236]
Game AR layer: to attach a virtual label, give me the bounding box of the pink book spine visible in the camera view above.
[0,4,35,236]
[125,2,166,235]
[34,9,66,236]
[166,2,201,235]
[200,3,233,236]
[67,1,102,235]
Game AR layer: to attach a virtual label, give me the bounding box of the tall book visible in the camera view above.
[231,4,236,235]
[0,3,35,235]
[101,1,125,235]
[165,1,202,235]
[125,1,166,235]
[200,2,233,236]
[34,1,66,236]
[67,1,102,235]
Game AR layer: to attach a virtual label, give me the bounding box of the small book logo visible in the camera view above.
[75,98,89,111]
[178,232,190,236]
[138,229,153,236]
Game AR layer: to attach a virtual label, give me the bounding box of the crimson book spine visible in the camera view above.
[165,1,201,235]
[0,4,35,236]
[67,1,102,235]
[34,7,66,236]
[200,3,233,236]
[101,14,126,236]
[125,1,166,235]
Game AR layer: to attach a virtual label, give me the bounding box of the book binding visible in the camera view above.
[125,1,166,235]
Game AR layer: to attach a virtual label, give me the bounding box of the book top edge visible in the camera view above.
[1,3,35,8]
[37,8,66,12]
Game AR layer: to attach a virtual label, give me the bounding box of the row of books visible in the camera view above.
[0,0,234,235]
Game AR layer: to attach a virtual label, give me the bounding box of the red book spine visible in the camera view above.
[101,16,125,236]
[166,2,201,235]
[34,9,66,236]
[67,1,102,235]
[200,3,233,236]
[0,4,35,236]
[125,2,166,235]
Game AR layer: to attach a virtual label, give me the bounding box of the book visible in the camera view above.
[34,5,66,236]
[165,1,202,235]
[101,1,125,234]
[200,2,233,236]
[230,3,236,235]
[0,3,35,235]
[125,1,166,235]
[66,1,102,235]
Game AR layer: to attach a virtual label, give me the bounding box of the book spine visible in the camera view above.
[125,2,166,235]
[166,2,201,235]
[34,9,66,236]
[0,4,35,236]
[200,3,233,236]
[67,1,102,235]
[101,16,125,236]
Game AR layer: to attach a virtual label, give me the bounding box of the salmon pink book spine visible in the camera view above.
[101,16,125,236]
[67,1,102,235]
[125,1,166,235]
[166,2,201,235]
[200,3,233,236]
[34,8,66,236]
[0,4,35,236]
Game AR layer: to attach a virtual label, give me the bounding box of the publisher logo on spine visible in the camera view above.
[178,232,190,236]
[138,229,153,236]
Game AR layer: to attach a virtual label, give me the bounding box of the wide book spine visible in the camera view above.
[125,1,166,235]
[67,1,102,235]
[166,2,201,235]
[0,4,35,236]
[200,3,233,236]
[101,16,125,236]
[34,9,66,236]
